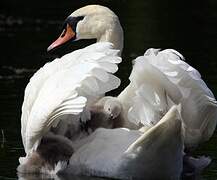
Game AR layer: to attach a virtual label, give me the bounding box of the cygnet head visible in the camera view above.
[103,98,122,119]
[88,97,123,130]
[47,5,123,53]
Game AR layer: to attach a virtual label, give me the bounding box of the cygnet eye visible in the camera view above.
[108,108,111,111]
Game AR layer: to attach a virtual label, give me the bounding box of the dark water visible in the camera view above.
[0,0,217,179]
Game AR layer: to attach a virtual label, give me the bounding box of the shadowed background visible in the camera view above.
[0,0,217,179]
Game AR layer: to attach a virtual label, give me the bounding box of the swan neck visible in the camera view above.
[97,22,124,55]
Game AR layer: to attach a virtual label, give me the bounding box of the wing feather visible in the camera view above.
[119,48,217,146]
[21,42,121,153]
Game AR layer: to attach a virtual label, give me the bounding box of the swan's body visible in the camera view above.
[18,4,217,179]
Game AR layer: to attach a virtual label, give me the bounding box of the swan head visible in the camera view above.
[48,5,123,53]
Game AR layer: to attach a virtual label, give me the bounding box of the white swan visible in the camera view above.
[18,43,184,179]
[47,5,217,148]
[18,4,216,179]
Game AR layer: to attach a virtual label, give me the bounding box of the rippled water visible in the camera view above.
[0,0,217,179]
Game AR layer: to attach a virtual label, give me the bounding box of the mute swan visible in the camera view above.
[18,4,216,179]
[18,43,184,179]
[47,5,217,149]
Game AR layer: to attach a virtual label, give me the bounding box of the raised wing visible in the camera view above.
[118,48,217,146]
[21,42,122,153]
[118,52,182,128]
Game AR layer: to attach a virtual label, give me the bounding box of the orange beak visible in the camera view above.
[47,24,76,52]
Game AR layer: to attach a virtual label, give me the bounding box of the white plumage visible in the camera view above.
[118,48,217,148]
[21,42,121,154]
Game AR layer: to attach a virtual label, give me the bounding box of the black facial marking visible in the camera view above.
[64,16,85,32]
